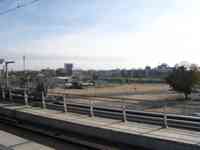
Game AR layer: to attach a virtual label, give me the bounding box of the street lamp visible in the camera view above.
[0,59,5,88]
[5,61,15,88]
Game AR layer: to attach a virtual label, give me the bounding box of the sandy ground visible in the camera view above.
[48,83,200,115]
[116,93,184,101]
[49,83,170,96]
[48,83,185,102]
[146,97,200,115]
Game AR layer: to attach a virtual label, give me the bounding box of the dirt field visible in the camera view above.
[49,83,171,97]
[48,83,200,115]
[49,83,185,102]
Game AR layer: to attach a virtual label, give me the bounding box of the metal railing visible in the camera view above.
[1,88,200,130]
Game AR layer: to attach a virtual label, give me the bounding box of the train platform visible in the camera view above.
[0,122,86,150]
[0,130,52,150]
[0,102,199,150]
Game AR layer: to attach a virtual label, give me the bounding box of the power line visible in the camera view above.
[0,0,40,16]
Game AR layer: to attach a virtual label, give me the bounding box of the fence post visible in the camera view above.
[163,100,168,128]
[42,92,46,109]
[122,100,127,123]
[63,95,67,113]
[90,99,94,117]
[24,90,29,106]
[9,88,12,101]
[2,88,5,100]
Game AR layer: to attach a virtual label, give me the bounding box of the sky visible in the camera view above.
[0,0,200,70]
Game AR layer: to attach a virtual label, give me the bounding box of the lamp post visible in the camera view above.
[0,59,5,99]
[0,59,4,85]
[5,61,15,88]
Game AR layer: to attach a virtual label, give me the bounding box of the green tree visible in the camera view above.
[165,66,200,100]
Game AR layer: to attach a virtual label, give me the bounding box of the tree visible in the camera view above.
[34,75,50,97]
[165,66,200,100]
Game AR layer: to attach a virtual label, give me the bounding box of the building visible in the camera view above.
[156,63,173,74]
[64,63,73,76]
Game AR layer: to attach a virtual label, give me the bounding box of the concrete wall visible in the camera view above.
[0,107,199,150]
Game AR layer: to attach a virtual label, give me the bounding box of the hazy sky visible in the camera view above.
[0,0,200,70]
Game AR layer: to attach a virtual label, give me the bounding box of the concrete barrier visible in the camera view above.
[0,106,199,150]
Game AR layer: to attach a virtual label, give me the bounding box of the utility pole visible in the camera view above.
[23,56,26,72]
[23,55,28,97]
[23,55,26,88]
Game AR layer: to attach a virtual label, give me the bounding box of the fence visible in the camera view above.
[1,88,200,130]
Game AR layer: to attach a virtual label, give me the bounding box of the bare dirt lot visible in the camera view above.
[49,83,184,101]
[48,83,200,115]
[50,83,170,96]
